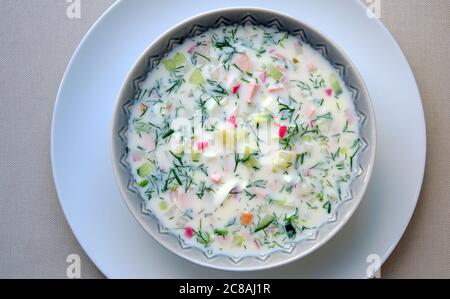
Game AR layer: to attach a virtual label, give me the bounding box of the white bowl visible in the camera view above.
[111,7,376,271]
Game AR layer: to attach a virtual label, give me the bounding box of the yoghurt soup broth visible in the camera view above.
[127,25,361,257]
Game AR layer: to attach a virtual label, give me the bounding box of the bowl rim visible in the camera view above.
[111,6,377,271]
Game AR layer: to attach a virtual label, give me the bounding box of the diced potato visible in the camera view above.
[262,96,278,114]
[272,150,295,172]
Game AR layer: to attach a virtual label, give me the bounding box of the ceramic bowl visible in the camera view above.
[111,7,376,271]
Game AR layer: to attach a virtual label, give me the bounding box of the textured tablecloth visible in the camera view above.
[0,0,449,278]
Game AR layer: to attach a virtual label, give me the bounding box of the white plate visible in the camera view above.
[52,0,426,278]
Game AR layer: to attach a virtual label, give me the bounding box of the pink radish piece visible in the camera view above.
[259,71,267,83]
[268,84,284,93]
[325,88,333,97]
[273,51,288,60]
[234,53,250,72]
[306,106,316,118]
[246,82,257,104]
[232,84,241,94]
[210,172,223,184]
[142,133,155,151]
[187,44,197,54]
[254,239,262,249]
[227,114,238,128]
[307,62,317,72]
[132,150,145,162]
[279,126,288,138]
[185,227,194,238]
[254,188,267,199]
[197,141,209,151]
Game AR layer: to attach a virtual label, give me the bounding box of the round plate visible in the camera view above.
[52,0,426,278]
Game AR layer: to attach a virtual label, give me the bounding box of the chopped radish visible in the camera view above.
[232,84,241,94]
[234,53,250,72]
[247,82,257,104]
[268,84,284,93]
[227,114,238,128]
[307,62,317,72]
[132,151,145,162]
[325,88,333,97]
[197,141,208,151]
[142,133,155,150]
[187,44,197,54]
[276,65,284,72]
[279,126,288,138]
[254,188,267,199]
[273,51,288,61]
[185,227,194,238]
[254,239,262,249]
[210,172,223,184]
[306,106,316,118]
[259,71,267,83]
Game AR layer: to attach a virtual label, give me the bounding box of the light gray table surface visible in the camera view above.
[0,0,449,278]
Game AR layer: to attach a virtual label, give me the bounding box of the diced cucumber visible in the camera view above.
[214,229,229,236]
[254,214,276,232]
[189,68,205,85]
[329,73,343,96]
[162,59,177,71]
[162,52,186,71]
[137,161,153,178]
[137,179,149,187]
[173,53,186,65]
[267,65,283,81]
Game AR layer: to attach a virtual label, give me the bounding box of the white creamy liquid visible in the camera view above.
[127,25,361,257]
